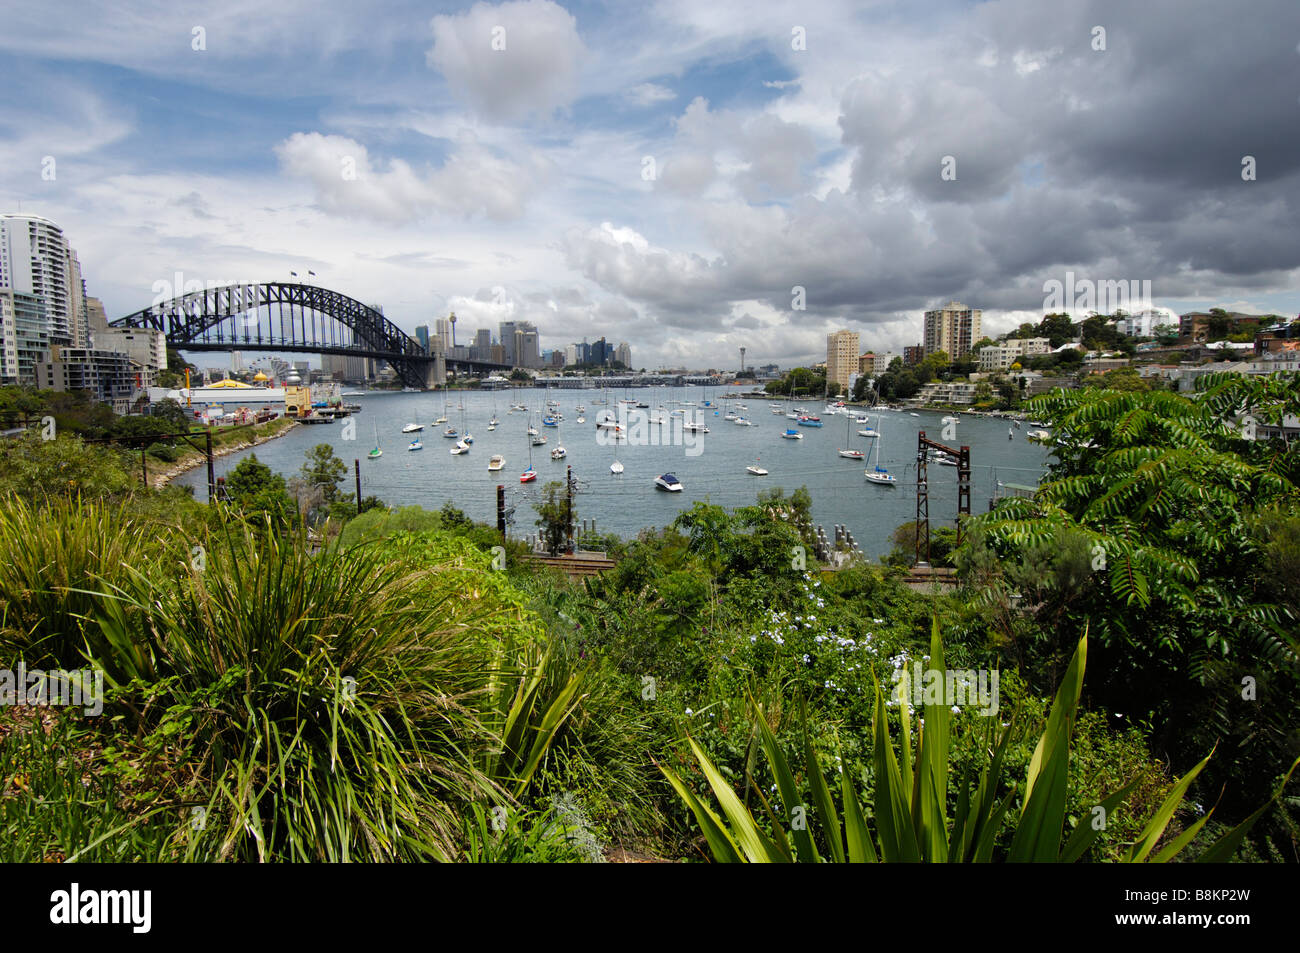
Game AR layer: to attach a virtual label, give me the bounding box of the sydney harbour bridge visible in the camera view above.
[109,282,509,389]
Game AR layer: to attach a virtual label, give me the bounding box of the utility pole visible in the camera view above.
[497,484,506,537]
[565,465,575,554]
[354,458,362,515]
[205,429,216,504]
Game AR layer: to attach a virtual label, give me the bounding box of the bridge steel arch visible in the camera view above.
[110,282,449,389]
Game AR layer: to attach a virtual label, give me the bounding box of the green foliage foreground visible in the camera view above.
[664,621,1300,863]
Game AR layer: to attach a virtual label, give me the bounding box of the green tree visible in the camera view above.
[959,378,1300,842]
[298,444,347,504]
[534,480,572,554]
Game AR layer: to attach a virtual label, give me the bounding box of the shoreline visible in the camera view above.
[150,419,300,490]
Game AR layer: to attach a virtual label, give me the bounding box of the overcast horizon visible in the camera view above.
[3,0,1299,370]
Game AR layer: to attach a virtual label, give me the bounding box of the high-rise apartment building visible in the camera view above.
[0,289,48,385]
[826,329,860,392]
[0,214,87,347]
[923,301,982,359]
[615,342,632,368]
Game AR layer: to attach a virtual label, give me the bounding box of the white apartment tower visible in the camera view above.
[923,301,982,360]
[0,214,88,348]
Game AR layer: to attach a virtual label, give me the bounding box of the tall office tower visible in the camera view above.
[615,342,632,368]
[415,324,431,354]
[500,320,539,367]
[922,301,982,359]
[0,214,87,347]
[434,317,453,355]
[513,327,540,369]
[564,343,578,366]
[825,329,860,392]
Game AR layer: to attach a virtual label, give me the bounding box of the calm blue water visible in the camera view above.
[175,388,1050,558]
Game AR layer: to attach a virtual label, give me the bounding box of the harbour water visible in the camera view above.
[175,387,1051,558]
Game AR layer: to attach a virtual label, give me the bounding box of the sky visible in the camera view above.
[2,0,1299,370]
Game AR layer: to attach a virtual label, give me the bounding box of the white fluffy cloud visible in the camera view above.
[427,0,585,121]
[274,131,549,223]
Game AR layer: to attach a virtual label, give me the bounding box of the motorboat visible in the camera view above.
[450,441,470,455]
[746,463,768,476]
[531,434,547,445]
[683,421,709,433]
[550,446,567,460]
[488,455,505,471]
[402,423,424,433]
[797,416,823,427]
[655,473,683,492]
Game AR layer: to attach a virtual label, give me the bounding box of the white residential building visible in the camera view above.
[976,337,1051,371]
[0,214,88,348]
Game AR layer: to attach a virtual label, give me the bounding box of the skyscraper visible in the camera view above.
[0,214,87,347]
[923,301,982,359]
[500,320,540,367]
[615,342,632,368]
[826,329,860,392]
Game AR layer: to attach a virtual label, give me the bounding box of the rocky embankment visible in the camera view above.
[150,419,299,490]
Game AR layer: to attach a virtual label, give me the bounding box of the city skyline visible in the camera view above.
[3,1,1298,371]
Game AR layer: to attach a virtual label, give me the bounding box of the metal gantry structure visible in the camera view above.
[110,282,509,389]
[914,429,972,565]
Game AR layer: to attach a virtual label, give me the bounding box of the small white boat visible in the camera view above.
[910,413,920,417]
[781,429,803,439]
[858,428,879,438]
[402,423,424,433]
[443,428,459,439]
[746,464,768,476]
[435,415,448,424]
[450,441,470,455]
[576,416,586,424]
[488,455,505,471]
[683,421,709,433]
[655,473,683,492]
[838,449,865,459]
[408,439,423,451]
[865,467,896,485]
[610,460,624,475]
[527,426,539,436]
[550,446,567,460]
[488,423,497,431]
[532,434,547,446]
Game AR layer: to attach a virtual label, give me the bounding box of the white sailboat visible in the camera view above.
[865,417,896,485]
[837,412,865,459]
